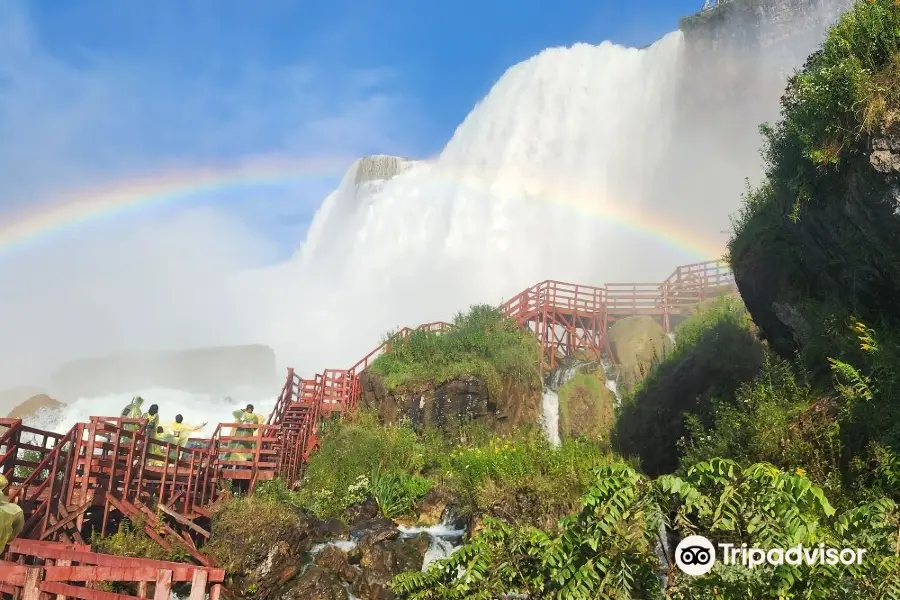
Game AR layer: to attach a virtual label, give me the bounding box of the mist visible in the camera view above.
[0,1,851,412]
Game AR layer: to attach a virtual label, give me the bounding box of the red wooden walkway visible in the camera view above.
[0,259,733,597]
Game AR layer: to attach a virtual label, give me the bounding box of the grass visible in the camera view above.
[286,409,614,528]
[369,305,542,398]
[91,516,179,562]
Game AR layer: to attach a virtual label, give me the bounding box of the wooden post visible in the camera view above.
[209,583,222,600]
[138,581,149,597]
[55,559,70,600]
[153,569,173,600]
[22,567,43,600]
[189,569,209,600]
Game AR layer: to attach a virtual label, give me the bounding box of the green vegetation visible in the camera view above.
[200,9,900,598]
[615,295,765,474]
[728,0,900,369]
[204,495,311,575]
[369,305,542,397]
[389,4,900,596]
[281,411,610,528]
[394,459,900,599]
[91,515,189,563]
[557,372,615,443]
[292,412,443,519]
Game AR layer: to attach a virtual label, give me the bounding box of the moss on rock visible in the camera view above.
[607,316,672,387]
[558,372,615,443]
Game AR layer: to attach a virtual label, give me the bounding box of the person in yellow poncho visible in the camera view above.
[163,414,207,447]
[141,403,160,434]
[226,404,263,463]
[0,474,24,552]
[148,426,179,467]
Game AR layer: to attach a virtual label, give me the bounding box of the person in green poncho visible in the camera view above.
[0,474,24,552]
[121,396,145,432]
[226,404,262,463]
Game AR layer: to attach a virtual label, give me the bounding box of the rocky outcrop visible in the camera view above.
[359,372,540,436]
[50,345,277,397]
[3,391,62,421]
[353,155,417,185]
[731,149,900,364]
[608,316,672,388]
[206,493,459,600]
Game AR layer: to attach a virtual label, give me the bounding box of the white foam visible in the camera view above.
[25,387,276,436]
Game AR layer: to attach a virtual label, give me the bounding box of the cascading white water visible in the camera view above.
[398,513,467,571]
[238,33,692,375]
[540,389,561,447]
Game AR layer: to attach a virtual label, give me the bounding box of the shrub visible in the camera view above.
[394,459,900,599]
[443,431,613,528]
[369,305,542,397]
[679,355,844,495]
[297,412,447,519]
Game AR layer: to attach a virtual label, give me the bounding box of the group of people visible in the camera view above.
[120,395,208,447]
[118,396,266,463]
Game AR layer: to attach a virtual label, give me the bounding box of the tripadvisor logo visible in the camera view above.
[674,535,867,576]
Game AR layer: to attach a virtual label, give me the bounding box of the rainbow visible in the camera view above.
[0,156,727,260]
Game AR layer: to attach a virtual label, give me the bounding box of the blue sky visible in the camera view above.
[1,0,706,258]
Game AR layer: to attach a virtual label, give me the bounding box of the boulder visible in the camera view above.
[204,498,332,599]
[412,488,447,527]
[353,532,430,600]
[557,372,616,442]
[346,496,380,526]
[608,316,672,387]
[281,566,346,600]
[359,372,540,436]
[315,545,359,584]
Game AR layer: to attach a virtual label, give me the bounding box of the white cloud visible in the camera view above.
[0,3,421,394]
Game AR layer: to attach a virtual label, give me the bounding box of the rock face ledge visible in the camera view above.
[358,371,541,436]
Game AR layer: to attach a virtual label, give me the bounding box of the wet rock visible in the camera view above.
[281,566,346,600]
[5,393,64,423]
[412,489,447,526]
[350,516,398,542]
[346,496,380,525]
[315,518,350,541]
[315,545,359,584]
[205,500,324,598]
[870,118,900,174]
[240,540,303,599]
[354,532,431,600]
